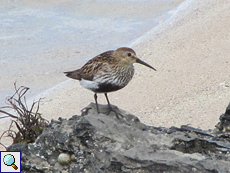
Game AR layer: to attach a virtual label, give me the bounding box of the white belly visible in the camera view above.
[80,79,99,91]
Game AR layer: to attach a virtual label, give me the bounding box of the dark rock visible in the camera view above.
[215,102,230,132]
[7,103,230,173]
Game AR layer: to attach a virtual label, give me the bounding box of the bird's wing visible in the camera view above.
[80,51,114,81]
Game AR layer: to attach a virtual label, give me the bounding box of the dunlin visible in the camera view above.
[64,47,156,118]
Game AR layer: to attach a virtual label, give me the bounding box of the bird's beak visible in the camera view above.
[136,58,156,71]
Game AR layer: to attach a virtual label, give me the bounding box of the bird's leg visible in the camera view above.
[104,93,123,119]
[104,93,111,108]
[94,93,100,114]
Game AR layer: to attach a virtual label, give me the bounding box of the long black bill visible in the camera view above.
[136,58,156,71]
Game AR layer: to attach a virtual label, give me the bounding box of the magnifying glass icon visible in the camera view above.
[3,154,18,170]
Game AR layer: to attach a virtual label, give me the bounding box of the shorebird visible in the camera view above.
[64,47,156,118]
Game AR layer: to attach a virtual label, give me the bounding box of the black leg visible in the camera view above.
[94,93,100,114]
[104,93,111,108]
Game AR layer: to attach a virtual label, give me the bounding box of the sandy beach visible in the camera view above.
[1,0,230,150]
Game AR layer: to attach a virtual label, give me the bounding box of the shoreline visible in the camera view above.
[0,0,184,107]
[27,0,230,130]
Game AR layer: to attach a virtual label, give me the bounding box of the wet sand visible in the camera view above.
[1,0,230,150]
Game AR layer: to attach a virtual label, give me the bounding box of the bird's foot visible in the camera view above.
[82,102,124,119]
[102,106,124,119]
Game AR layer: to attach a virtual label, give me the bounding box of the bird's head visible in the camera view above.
[114,47,156,71]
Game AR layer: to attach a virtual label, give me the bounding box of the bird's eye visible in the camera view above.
[127,53,132,56]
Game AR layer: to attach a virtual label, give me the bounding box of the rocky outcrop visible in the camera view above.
[215,102,230,132]
[8,103,230,173]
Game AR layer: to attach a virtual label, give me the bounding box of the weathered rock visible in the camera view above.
[7,103,230,173]
[215,102,230,132]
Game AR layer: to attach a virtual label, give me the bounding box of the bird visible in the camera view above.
[64,47,156,118]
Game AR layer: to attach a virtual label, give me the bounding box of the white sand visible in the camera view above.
[1,0,230,150]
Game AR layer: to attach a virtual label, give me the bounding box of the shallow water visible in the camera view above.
[0,0,185,108]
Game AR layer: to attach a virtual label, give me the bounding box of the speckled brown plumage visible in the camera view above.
[65,50,114,81]
[64,47,156,118]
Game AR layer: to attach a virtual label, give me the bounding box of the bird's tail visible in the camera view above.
[64,70,81,80]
